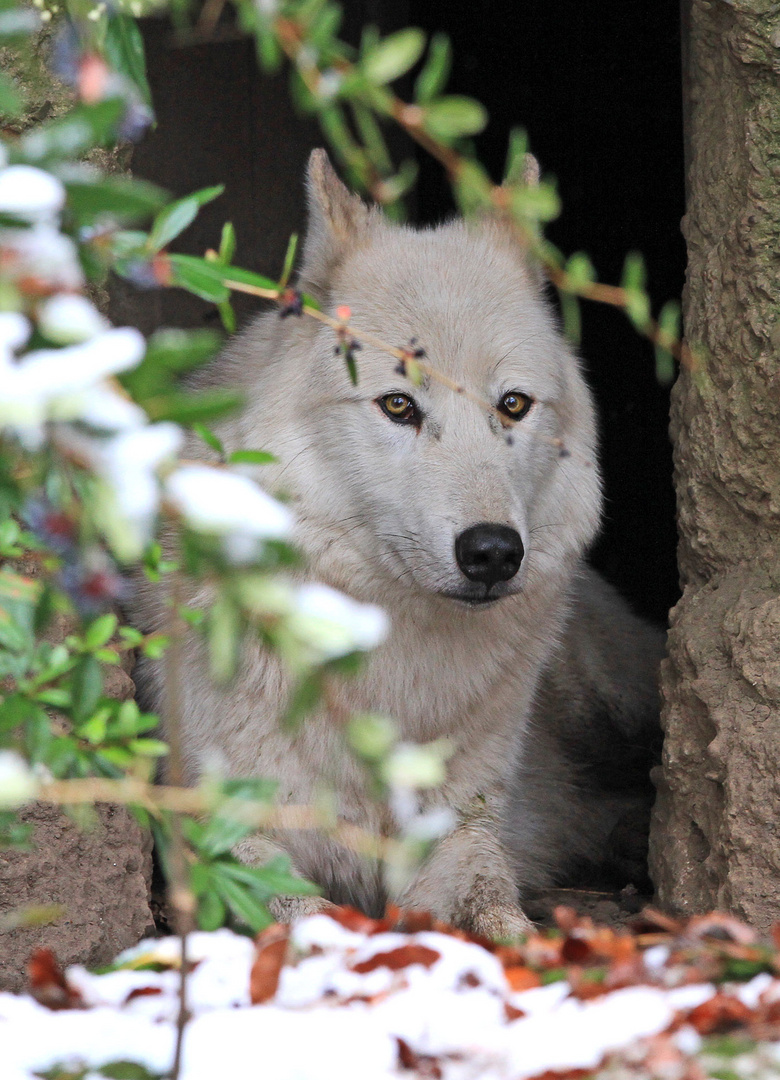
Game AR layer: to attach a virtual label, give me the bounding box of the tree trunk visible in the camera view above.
[649,0,780,930]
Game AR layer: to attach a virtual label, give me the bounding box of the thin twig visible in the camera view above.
[164,569,195,1080]
[270,15,694,371]
[223,279,571,457]
[35,777,408,863]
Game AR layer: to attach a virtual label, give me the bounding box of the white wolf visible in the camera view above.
[132,151,663,937]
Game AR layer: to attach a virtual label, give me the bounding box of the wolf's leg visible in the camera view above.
[399,818,532,939]
[233,833,334,923]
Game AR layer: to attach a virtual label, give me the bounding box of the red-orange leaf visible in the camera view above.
[27,948,82,1010]
[687,993,753,1035]
[353,943,440,974]
[250,924,290,1005]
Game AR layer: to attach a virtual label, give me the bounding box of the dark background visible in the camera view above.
[124,0,685,623]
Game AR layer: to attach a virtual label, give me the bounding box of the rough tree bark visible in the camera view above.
[649,0,780,930]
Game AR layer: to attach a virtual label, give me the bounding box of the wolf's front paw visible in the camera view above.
[268,894,335,924]
[469,901,533,942]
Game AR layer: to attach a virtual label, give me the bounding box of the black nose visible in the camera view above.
[454,523,524,585]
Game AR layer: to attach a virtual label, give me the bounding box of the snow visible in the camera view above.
[4,914,768,1080]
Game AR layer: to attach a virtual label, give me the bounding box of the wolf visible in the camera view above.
[132,150,664,937]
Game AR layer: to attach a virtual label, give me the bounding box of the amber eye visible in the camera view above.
[498,391,533,420]
[378,392,419,425]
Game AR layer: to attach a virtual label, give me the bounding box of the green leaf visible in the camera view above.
[452,159,493,215]
[219,221,236,265]
[227,450,277,465]
[565,252,596,288]
[169,254,231,302]
[208,595,241,683]
[35,688,71,708]
[621,251,647,292]
[0,517,21,556]
[510,181,561,225]
[218,301,236,333]
[504,127,529,185]
[143,388,243,425]
[222,855,319,898]
[219,264,279,293]
[148,185,224,253]
[80,710,108,745]
[655,298,681,385]
[0,70,21,119]
[65,177,167,227]
[70,656,103,724]
[559,291,581,345]
[423,96,488,140]
[128,738,169,757]
[140,634,169,659]
[193,423,225,458]
[197,813,253,858]
[362,27,426,85]
[100,1061,164,1080]
[197,887,227,931]
[104,13,154,108]
[84,613,118,651]
[123,327,223,400]
[624,289,652,332]
[0,569,40,605]
[0,609,29,652]
[15,99,127,163]
[214,871,273,932]
[283,671,324,727]
[279,232,298,288]
[414,32,451,103]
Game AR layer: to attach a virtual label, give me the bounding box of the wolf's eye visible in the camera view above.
[377,392,419,425]
[498,391,533,420]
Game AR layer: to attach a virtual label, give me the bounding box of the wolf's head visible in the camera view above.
[249,151,602,612]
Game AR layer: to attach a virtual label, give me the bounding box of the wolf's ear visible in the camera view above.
[299,150,370,297]
[522,153,540,187]
[481,151,545,291]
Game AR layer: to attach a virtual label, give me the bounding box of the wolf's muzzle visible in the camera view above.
[454,523,524,586]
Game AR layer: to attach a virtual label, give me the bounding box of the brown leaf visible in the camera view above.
[396,1037,443,1077]
[250,924,290,1005]
[329,906,389,935]
[686,992,753,1035]
[561,936,593,964]
[27,948,82,1010]
[395,909,435,934]
[353,943,440,974]
[553,906,583,934]
[687,913,757,945]
[629,907,684,935]
[505,966,541,992]
[124,986,163,1003]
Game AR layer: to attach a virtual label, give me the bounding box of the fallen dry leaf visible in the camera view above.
[27,948,82,1010]
[396,1036,443,1077]
[504,966,541,992]
[353,943,440,974]
[124,986,164,1003]
[686,992,753,1034]
[250,924,290,1004]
